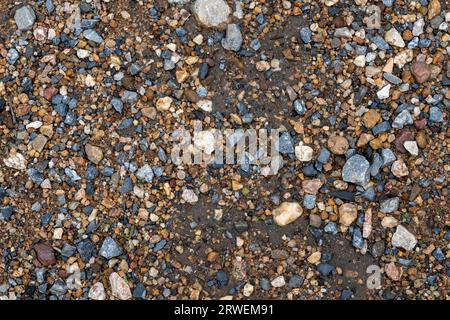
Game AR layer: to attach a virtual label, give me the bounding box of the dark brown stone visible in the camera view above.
[34,243,56,267]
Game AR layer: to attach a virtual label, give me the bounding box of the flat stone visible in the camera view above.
[384,28,405,47]
[380,197,400,213]
[377,84,391,99]
[3,152,27,170]
[295,143,314,162]
[427,0,441,20]
[392,110,413,129]
[272,202,303,226]
[385,262,401,281]
[193,0,230,27]
[327,135,349,155]
[391,225,417,251]
[34,243,56,267]
[363,109,381,128]
[109,272,132,300]
[391,159,409,178]
[15,6,36,31]
[339,203,358,227]
[404,141,419,156]
[83,29,104,44]
[88,282,105,300]
[221,24,243,51]
[270,276,285,287]
[136,164,154,183]
[302,179,322,195]
[99,237,123,259]
[29,135,48,152]
[85,144,103,164]
[411,61,431,83]
[342,155,371,186]
[182,189,198,204]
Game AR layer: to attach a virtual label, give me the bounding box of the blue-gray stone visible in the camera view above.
[370,36,390,50]
[288,275,304,288]
[153,240,167,252]
[110,98,123,113]
[136,164,154,183]
[317,148,331,164]
[46,0,55,13]
[122,90,138,104]
[299,27,312,44]
[14,6,36,31]
[61,244,77,257]
[293,99,307,115]
[99,237,123,259]
[317,263,336,276]
[221,24,243,52]
[7,49,19,64]
[278,132,294,154]
[0,206,14,220]
[50,279,67,296]
[28,168,45,185]
[392,110,413,129]
[119,176,133,193]
[76,239,96,262]
[370,152,383,176]
[372,121,391,135]
[249,39,261,51]
[83,29,104,44]
[303,194,316,210]
[380,197,400,213]
[432,248,445,262]
[324,222,338,234]
[352,228,364,249]
[133,283,146,299]
[65,168,81,182]
[381,148,396,166]
[429,107,443,122]
[342,155,370,186]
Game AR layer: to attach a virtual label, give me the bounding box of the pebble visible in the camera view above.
[109,272,132,300]
[327,135,349,155]
[272,202,303,227]
[411,61,431,83]
[99,237,123,259]
[380,198,400,213]
[88,282,106,300]
[391,159,409,178]
[391,225,417,251]
[182,189,199,204]
[34,243,56,267]
[403,141,419,156]
[295,143,314,162]
[339,203,358,227]
[15,6,36,31]
[384,28,405,47]
[222,24,243,52]
[193,0,230,27]
[270,276,286,288]
[342,155,371,186]
[85,144,103,164]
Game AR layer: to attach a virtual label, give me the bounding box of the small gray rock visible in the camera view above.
[221,24,242,52]
[380,197,400,213]
[99,237,123,259]
[381,148,396,166]
[342,155,371,186]
[83,29,104,44]
[15,6,36,31]
[392,110,413,129]
[136,164,154,183]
